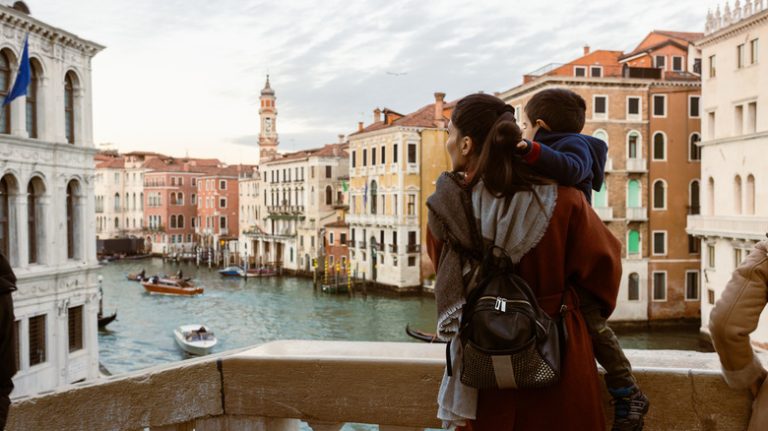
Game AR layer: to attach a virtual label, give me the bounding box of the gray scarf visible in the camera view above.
[427,172,557,339]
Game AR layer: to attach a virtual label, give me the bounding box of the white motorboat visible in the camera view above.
[173,324,217,355]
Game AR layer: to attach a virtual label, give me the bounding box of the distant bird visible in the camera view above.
[386,71,408,76]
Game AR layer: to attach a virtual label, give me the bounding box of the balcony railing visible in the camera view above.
[626,207,648,221]
[625,158,647,173]
[6,340,753,431]
[406,244,420,253]
[594,206,614,221]
[604,158,613,172]
[358,241,367,249]
[389,244,398,253]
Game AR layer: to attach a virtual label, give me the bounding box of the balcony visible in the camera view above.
[358,241,367,249]
[604,158,613,172]
[626,207,648,221]
[594,206,614,221]
[406,244,420,253]
[6,340,754,431]
[625,158,647,173]
[687,215,768,240]
[389,244,398,253]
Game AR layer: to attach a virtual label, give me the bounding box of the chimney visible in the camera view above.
[338,134,345,144]
[583,45,590,56]
[358,121,364,132]
[373,108,382,123]
[434,92,446,128]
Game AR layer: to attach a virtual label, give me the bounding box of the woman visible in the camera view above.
[709,238,768,431]
[426,93,621,430]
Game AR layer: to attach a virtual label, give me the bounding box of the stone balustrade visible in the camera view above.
[6,340,757,431]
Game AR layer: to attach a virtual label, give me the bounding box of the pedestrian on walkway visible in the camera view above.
[710,238,768,431]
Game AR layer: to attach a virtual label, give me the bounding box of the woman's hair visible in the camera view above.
[451,93,547,197]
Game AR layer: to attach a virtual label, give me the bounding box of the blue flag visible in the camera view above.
[3,34,30,106]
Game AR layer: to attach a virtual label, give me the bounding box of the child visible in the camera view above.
[518,88,650,431]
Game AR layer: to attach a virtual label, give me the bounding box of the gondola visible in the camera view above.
[405,324,447,343]
[98,311,117,328]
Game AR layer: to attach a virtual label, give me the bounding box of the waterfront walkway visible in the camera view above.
[7,340,756,430]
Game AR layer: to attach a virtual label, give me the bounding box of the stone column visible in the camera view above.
[10,96,28,138]
[37,195,52,266]
[14,193,28,268]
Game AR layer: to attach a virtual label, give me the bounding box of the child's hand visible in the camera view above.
[515,140,530,155]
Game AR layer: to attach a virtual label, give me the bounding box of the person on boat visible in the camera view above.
[426,93,621,430]
[139,269,146,281]
[0,252,17,430]
[176,269,183,279]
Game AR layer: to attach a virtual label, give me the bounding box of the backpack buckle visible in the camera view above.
[495,297,507,312]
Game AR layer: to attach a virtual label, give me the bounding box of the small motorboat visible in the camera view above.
[174,324,217,355]
[142,277,203,296]
[405,324,447,344]
[218,266,244,277]
[126,272,148,282]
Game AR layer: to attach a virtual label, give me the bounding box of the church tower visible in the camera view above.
[258,75,278,161]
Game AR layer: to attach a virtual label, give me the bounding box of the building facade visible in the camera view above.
[499,31,702,321]
[1,2,104,397]
[196,166,249,264]
[688,2,768,341]
[237,166,260,265]
[347,93,452,291]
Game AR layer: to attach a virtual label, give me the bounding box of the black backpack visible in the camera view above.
[448,245,569,390]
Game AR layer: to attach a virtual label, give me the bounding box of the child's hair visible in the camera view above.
[451,93,546,197]
[524,88,587,133]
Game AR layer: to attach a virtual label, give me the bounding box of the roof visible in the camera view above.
[352,99,456,136]
[621,30,703,59]
[324,220,349,228]
[95,157,125,169]
[266,143,349,165]
[654,30,704,43]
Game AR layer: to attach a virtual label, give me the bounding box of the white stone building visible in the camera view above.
[238,166,261,264]
[688,2,768,340]
[0,2,103,397]
[94,152,152,241]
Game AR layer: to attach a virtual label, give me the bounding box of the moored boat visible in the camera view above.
[405,324,447,343]
[98,311,117,328]
[243,267,277,277]
[142,277,203,296]
[218,266,244,277]
[174,324,217,355]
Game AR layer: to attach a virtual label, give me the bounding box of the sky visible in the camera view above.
[22,0,723,164]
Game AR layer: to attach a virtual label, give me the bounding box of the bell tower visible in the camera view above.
[258,75,278,161]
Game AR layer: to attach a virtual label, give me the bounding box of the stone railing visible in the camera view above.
[6,340,754,431]
[687,215,768,240]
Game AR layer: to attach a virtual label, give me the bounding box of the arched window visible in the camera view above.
[628,230,640,256]
[178,215,184,229]
[64,72,75,144]
[132,193,136,211]
[170,192,177,205]
[0,175,10,257]
[652,132,665,160]
[26,59,39,138]
[114,192,120,211]
[170,215,177,229]
[746,175,755,215]
[628,273,640,300]
[114,217,118,228]
[653,180,666,209]
[124,193,128,212]
[370,181,377,214]
[707,177,715,215]
[325,186,333,205]
[140,192,144,210]
[689,133,701,161]
[689,180,700,215]
[593,129,608,145]
[627,179,641,208]
[592,182,608,208]
[0,50,11,134]
[27,177,45,264]
[627,131,640,159]
[734,175,742,215]
[66,181,80,259]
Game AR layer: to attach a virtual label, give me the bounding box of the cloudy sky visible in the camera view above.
[24,0,721,163]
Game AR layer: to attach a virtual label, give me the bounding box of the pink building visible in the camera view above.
[196,165,256,262]
[143,158,221,255]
